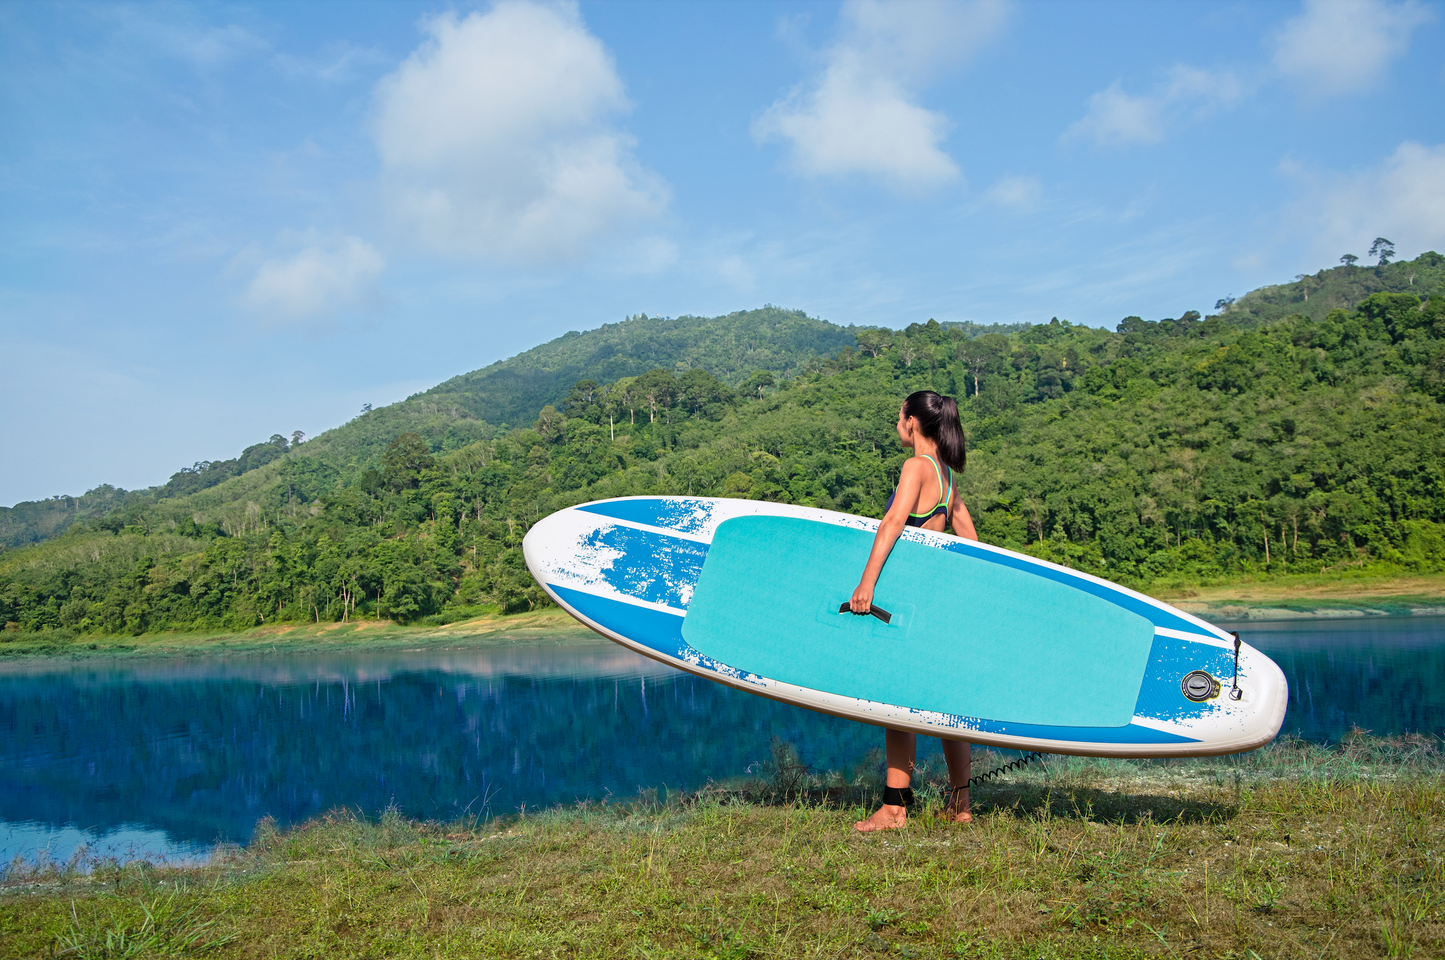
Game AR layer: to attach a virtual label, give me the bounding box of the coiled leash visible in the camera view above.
[967,750,1046,787]
[879,751,1045,810]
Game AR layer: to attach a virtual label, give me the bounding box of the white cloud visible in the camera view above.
[246,235,384,321]
[1288,141,1445,263]
[1069,82,1163,146]
[753,0,1008,191]
[371,1,667,263]
[1065,66,1243,147]
[983,174,1042,212]
[1274,0,1434,96]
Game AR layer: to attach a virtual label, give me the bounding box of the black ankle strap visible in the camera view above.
[882,786,914,808]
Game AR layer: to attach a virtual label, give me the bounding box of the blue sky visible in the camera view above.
[3,0,1443,505]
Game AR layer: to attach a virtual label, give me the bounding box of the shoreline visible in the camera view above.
[0,608,599,665]
[1154,570,1445,622]
[3,573,1444,664]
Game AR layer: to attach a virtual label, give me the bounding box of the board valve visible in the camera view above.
[1180,671,1221,702]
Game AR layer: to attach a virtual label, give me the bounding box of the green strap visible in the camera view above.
[908,455,951,518]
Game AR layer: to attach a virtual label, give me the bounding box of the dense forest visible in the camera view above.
[2,255,1443,637]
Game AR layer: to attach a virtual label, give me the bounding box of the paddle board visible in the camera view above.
[523,496,1288,757]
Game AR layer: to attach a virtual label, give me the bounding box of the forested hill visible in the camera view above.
[2,257,1443,638]
[2,306,898,549]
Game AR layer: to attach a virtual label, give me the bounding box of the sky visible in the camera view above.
[2,0,1443,506]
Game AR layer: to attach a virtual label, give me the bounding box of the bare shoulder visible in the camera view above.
[900,455,934,477]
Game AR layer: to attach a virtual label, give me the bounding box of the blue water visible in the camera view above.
[1229,615,1445,743]
[1,615,1441,866]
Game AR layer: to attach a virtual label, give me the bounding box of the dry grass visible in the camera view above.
[3,735,1443,959]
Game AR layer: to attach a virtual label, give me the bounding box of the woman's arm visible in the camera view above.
[850,458,929,613]
[951,496,979,541]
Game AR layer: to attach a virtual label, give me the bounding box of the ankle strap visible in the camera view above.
[882,785,915,807]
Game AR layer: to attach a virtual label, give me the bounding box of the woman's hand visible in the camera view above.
[850,582,875,614]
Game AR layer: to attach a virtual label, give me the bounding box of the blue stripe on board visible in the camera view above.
[576,498,715,534]
[551,586,1197,746]
[956,719,1196,745]
[578,523,708,610]
[931,538,1213,637]
[551,584,689,660]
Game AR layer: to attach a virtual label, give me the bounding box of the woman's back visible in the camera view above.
[884,454,952,531]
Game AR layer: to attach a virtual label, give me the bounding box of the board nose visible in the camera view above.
[522,509,569,585]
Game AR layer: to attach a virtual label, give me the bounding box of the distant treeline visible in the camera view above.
[0,434,307,550]
[2,275,1443,636]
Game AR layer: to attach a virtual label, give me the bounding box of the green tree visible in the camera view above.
[634,369,677,423]
[676,368,731,413]
[382,433,434,490]
[741,370,775,398]
[534,406,567,441]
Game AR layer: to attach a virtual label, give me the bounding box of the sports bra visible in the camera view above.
[883,454,953,528]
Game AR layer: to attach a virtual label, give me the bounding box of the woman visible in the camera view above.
[850,390,978,832]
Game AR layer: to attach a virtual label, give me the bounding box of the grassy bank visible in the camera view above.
[0,607,596,663]
[4,735,1443,959]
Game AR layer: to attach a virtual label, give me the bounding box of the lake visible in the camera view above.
[3,615,1442,866]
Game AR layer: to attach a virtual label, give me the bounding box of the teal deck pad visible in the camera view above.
[681,515,1156,727]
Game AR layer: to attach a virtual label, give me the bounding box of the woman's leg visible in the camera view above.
[942,739,972,823]
[854,729,916,832]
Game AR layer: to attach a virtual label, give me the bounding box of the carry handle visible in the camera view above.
[839,602,892,625]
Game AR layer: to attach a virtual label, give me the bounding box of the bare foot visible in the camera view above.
[944,786,972,824]
[854,803,908,832]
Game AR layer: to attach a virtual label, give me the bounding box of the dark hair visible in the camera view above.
[903,390,966,474]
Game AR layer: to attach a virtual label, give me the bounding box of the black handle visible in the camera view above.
[839,602,892,625]
[1229,631,1243,700]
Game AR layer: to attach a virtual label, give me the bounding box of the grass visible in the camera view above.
[4,732,1443,959]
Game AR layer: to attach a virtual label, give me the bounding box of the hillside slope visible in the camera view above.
[1226,251,1444,326]
[423,306,860,427]
[1,306,872,548]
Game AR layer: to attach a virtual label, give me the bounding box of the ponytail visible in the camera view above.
[903,390,967,474]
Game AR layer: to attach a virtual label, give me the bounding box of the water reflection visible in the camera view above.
[1231,615,1445,744]
[1,616,1442,865]
[0,641,886,862]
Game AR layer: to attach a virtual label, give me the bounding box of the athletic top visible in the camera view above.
[884,454,953,528]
